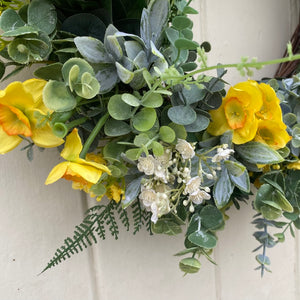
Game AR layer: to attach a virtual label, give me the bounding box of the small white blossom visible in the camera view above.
[137,155,156,175]
[175,139,195,159]
[189,189,211,205]
[184,176,201,194]
[211,147,234,163]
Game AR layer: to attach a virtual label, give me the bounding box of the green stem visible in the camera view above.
[66,117,88,129]
[79,112,109,159]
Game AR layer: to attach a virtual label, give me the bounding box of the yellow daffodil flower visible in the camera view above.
[0,79,64,154]
[45,128,111,191]
[207,80,263,144]
[287,160,300,170]
[105,182,125,203]
[254,119,291,150]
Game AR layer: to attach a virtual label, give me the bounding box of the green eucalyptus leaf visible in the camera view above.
[74,72,100,99]
[182,28,193,40]
[104,119,131,136]
[172,16,192,30]
[43,81,76,112]
[2,25,39,37]
[108,94,132,120]
[179,257,201,274]
[121,93,140,107]
[28,0,57,34]
[168,123,187,140]
[125,148,141,161]
[89,182,106,197]
[165,27,179,45]
[184,114,210,132]
[106,35,123,61]
[122,176,143,208]
[93,63,118,93]
[260,205,282,220]
[200,205,224,230]
[272,190,293,213]
[235,142,284,165]
[183,6,198,14]
[159,126,176,143]
[151,141,164,156]
[229,168,250,193]
[132,107,157,132]
[224,160,246,177]
[134,133,150,147]
[124,40,144,61]
[0,9,25,32]
[103,142,126,161]
[141,92,163,108]
[174,38,199,50]
[181,62,198,72]
[168,105,196,125]
[188,231,217,249]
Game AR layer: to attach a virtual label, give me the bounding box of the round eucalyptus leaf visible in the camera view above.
[174,38,199,50]
[200,205,224,230]
[125,148,141,161]
[74,72,100,99]
[108,94,132,120]
[34,63,63,81]
[121,93,140,107]
[103,141,126,161]
[179,257,201,274]
[159,126,176,143]
[141,92,163,108]
[182,28,193,40]
[184,114,210,132]
[61,13,106,40]
[115,62,134,84]
[132,107,157,132]
[151,141,164,156]
[168,123,187,139]
[104,119,131,136]
[172,16,192,30]
[188,231,217,249]
[260,205,282,220]
[168,105,196,125]
[43,80,76,112]
[134,133,150,147]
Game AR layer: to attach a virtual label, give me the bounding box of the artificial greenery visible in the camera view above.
[0,0,300,277]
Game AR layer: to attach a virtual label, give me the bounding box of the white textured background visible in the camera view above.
[0,1,299,299]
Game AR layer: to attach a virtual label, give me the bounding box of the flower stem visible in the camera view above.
[80,112,109,159]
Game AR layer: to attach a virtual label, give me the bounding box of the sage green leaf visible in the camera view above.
[129,69,146,90]
[124,40,144,61]
[93,63,118,93]
[108,94,132,120]
[213,167,235,209]
[174,38,199,50]
[141,92,163,108]
[181,62,197,72]
[200,205,224,230]
[122,176,142,208]
[224,160,246,177]
[165,27,179,45]
[121,93,140,107]
[34,63,63,81]
[272,190,293,213]
[179,258,201,274]
[254,184,273,211]
[74,72,100,99]
[104,119,131,136]
[133,51,148,69]
[151,141,164,156]
[235,142,284,165]
[2,25,39,37]
[28,0,56,34]
[172,16,192,30]
[168,123,187,140]
[184,114,210,132]
[229,169,250,193]
[151,219,182,235]
[134,133,150,147]
[0,9,25,32]
[183,6,198,14]
[115,62,134,84]
[105,35,123,61]
[43,81,76,112]
[159,126,176,143]
[260,205,282,220]
[182,84,206,105]
[125,148,141,161]
[132,107,157,132]
[188,231,217,249]
[74,36,111,64]
[168,105,197,125]
[182,28,193,40]
[89,182,106,197]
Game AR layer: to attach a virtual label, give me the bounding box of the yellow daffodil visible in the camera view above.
[105,182,125,203]
[207,80,263,144]
[0,79,64,154]
[45,128,111,190]
[256,82,283,122]
[254,119,291,150]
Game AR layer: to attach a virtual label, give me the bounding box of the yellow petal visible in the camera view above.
[207,102,231,136]
[76,157,111,175]
[45,162,69,185]
[0,81,35,109]
[0,103,32,136]
[61,128,82,161]
[23,78,47,106]
[224,98,247,129]
[31,123,64,148]
[233,112,258,144]
[0,126,22,154]
[68,162,102,184]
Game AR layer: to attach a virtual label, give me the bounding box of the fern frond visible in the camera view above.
[117,202,130,231]
[42,201,116,273]
[132,200,144,234]
[143,210,153,235]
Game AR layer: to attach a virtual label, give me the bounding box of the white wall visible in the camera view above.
[0,1,299,299]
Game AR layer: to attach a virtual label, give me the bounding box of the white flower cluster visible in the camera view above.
[211,144,234,163]
[137,140,212,222]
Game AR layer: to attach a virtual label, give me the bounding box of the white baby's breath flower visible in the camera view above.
[139,187,157,207]
[184,176,201,194]
[137,155,156,175]
[189,189,211,205]
[175,139,195,159]
[211,147,234,163]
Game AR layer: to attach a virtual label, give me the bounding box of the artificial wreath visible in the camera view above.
[0,0,300,276]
